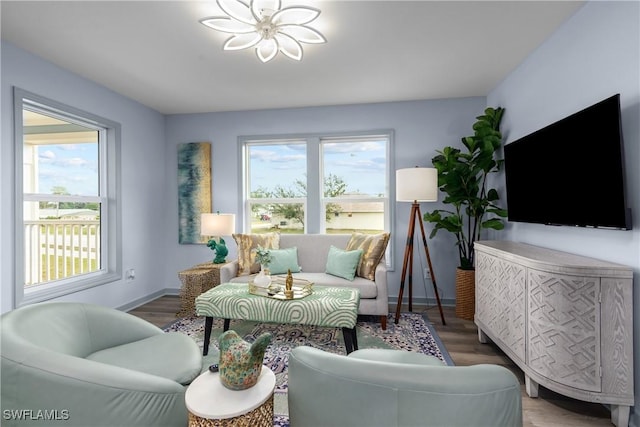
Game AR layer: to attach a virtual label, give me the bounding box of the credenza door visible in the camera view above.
[527,269,601,392]
[476,252,526,362]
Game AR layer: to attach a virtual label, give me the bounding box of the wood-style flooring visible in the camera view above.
[129,296,614,427]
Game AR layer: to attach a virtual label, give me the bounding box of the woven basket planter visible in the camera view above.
[455,268,475,321]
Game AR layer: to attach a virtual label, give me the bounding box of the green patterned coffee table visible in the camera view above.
[195,283,360,354]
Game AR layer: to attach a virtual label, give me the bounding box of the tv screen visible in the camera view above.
[504,94,632,230]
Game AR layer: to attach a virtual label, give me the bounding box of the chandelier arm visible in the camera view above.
[250,0,282,22]
[217,0,256,25]
[278,25,326,44]
[275,32,303,61]
[223,33,263,51]
[256,38,278,62]
[271,6,321,26]
[200,17,256,34]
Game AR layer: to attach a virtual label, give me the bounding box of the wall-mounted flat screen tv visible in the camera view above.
[504,94,632,230]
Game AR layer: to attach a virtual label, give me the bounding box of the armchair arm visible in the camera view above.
[1,350,187,427]
[289,346,522,427]
[220,260,239,284]
[373,261,389,313]
[349,348,445,366]
[3,303,164,356]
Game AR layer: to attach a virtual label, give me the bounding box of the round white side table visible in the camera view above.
[185,366,276,427]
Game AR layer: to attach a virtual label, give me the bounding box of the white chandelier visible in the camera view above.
[200,0,326,63]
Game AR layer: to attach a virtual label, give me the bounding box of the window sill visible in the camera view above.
[20,271,121,307]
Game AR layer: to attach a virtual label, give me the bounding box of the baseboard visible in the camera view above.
[388,296,456,307]
[164,287,180,296]
[117,288,180,312]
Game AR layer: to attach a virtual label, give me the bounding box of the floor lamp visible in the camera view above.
[394,167,446,325]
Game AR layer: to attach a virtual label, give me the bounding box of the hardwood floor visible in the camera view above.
[425,305,612,427]
[129,296,614,427]
[128,295,181,328]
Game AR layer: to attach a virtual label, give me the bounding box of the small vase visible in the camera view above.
[218,330,272,390]
[254,266,271,288]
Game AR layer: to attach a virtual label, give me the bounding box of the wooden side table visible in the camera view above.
[185,366,275,427]
[177,262,227,317]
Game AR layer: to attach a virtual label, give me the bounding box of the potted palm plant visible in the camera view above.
[423,107,508,320]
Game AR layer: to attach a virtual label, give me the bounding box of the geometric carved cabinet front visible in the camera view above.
[474,241,633,427]
[527,269,601,392]
[476,252,526,361]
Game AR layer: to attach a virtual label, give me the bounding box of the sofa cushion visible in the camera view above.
[346,232,390,280]
[325,246,363,281]
[295,273,378,298]
[86,333,202,385]
[233,233,280,276]
[268,247,301,274]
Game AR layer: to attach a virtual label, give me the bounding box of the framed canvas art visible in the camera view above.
[178,142,211,244]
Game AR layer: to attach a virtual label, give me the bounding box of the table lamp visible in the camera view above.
[201,212,236,264]
[394,167,446,325]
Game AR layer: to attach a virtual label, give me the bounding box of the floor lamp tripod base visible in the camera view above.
[394,203,446,326]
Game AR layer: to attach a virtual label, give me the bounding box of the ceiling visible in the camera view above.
[1,1,584,115]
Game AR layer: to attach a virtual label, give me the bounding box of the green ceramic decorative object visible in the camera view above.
[206,238,229,264]
[218,330,272,390]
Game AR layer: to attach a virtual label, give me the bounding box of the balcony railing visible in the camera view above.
[24,220,100,286]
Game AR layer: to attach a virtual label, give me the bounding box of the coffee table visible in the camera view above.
[195,283,360,354]
[185,366,275,427]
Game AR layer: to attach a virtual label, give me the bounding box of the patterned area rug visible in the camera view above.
[164,313,453,426]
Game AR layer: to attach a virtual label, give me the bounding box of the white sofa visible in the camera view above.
[220,234,389,329]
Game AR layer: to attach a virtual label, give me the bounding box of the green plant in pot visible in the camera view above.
[423,107,508,319]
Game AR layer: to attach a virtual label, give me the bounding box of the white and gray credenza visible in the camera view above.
[474,241,634,427]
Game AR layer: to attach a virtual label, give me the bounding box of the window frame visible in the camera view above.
[320,134,392,235]
[239,130,395,268]
[14,88,122,307]
[243,138,309,233]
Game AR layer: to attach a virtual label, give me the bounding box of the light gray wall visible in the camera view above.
[1,38,488,313]
[0,41,169,313]
[2,1,637,420]
[164,98,487,305]
[488,1,640,424]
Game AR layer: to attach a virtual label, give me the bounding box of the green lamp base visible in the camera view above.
[207,238,229,264]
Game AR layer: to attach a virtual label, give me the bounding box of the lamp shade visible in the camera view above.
[396,167,438,202]
[200,213,235,236]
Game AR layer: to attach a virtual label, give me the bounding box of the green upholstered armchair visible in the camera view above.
[288,346,522,427]
[0,302,202,427]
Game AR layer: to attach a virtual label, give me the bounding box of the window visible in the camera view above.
[245,139,308,233]
[241,130,393,247]
[321,136,390,235]
[15,89,121,306]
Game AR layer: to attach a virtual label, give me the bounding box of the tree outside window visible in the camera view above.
[243,133,391,236]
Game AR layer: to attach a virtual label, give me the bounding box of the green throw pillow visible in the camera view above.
[325,246,363,281]
[268,247,301,275]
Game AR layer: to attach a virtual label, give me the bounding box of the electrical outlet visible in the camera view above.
[423,268,431,280]
[126,269,136,281]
